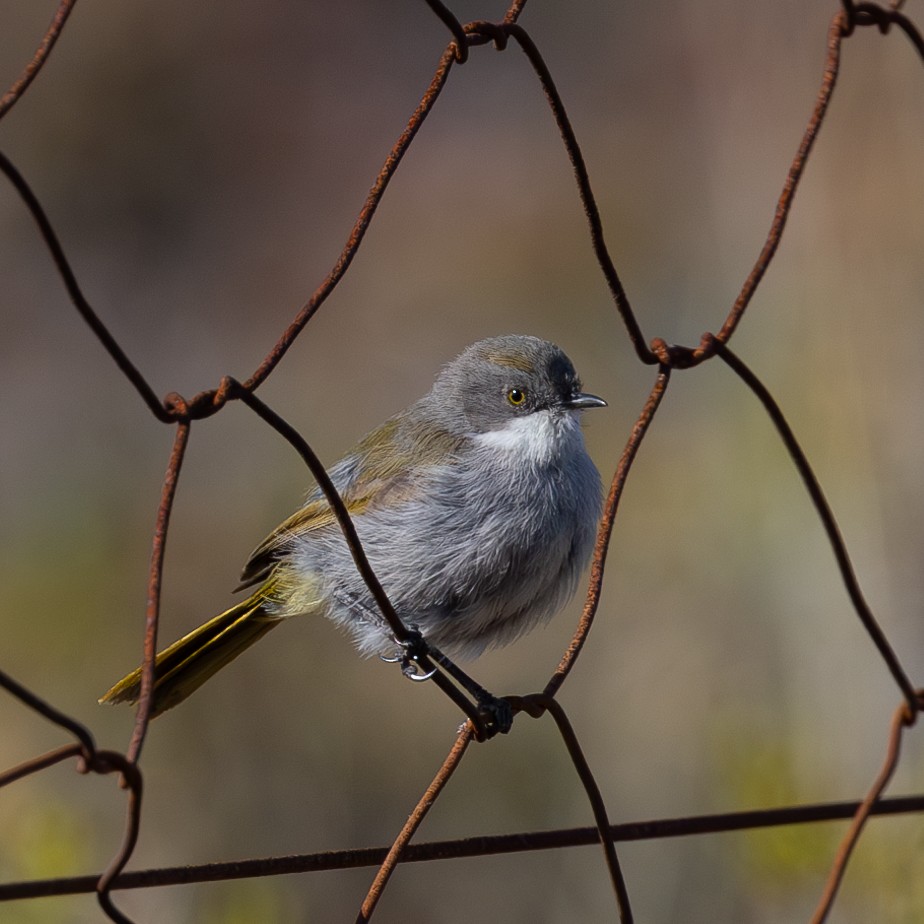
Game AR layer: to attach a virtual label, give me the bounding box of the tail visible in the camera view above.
[99,592,282,718]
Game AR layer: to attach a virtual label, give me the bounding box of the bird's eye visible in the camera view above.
[507,387,527,407]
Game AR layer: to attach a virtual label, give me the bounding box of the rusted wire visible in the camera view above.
[422,0,469,62]
[810,692,923,923]
[93,755,143,924]
[503,0,530,25]
[842,0,924,58]
[1,1,923,921]
[126,417,191,765]
[546,366,671,697]
[0,742,86,789]
[0,0,79,119]
[715,342,919,712]
[0,152,169,421]
[503,23,650,364]
[0,670,144,924]
[0,668,96,756]
[357,727,475,922]
[715,11,844,348]
[4,793,924,901]
[515,694,634,922]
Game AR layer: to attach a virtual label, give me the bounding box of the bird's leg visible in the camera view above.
[423,642,513,736]
[382,627,512,737]
[334,589,436,681]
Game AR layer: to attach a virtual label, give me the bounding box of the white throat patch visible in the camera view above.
[474,410,581,464]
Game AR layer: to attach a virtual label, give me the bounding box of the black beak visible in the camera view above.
[565,392,607,410]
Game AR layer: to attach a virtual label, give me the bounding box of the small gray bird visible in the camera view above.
[101,335,606,718]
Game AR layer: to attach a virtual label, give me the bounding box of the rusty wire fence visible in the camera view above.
[1,1,924,921]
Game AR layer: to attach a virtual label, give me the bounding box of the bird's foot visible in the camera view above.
[475,692,513,737]
[380,627,437,682]
[381,628,513,738]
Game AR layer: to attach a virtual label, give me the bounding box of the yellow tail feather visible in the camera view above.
[99,593,282,718]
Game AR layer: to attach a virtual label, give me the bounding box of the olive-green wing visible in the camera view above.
[236,413,465,590]
[236,497,339,589]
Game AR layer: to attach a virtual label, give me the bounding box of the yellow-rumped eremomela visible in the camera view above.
[101,335,606,726]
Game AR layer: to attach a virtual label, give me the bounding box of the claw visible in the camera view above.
[381,627,437,682]
[403,663,438,682]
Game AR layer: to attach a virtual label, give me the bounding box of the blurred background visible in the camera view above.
[1,1,923,921]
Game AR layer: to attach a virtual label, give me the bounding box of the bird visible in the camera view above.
[100,335,606,719]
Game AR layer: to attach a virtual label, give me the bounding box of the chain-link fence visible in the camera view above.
[2,2,923,921]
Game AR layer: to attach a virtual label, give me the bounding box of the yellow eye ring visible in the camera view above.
[507,387,527,407]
